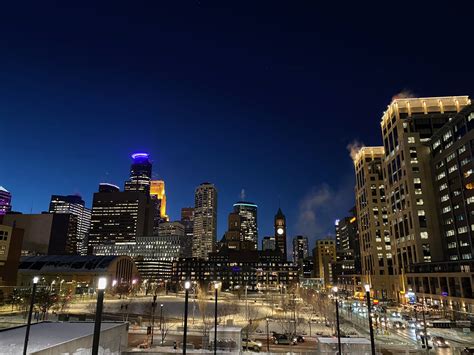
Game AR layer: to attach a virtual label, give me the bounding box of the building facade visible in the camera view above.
[49,195,91,255]
[180,207,194,258]
[88,183,153,251]
[354,147,395,298]
[232,201,258,250]
[292,235,309,265]
[313,239,336,287]
[0,187,12,215]
[262,236,276,251]
[192,182,217,260]
[334,208,361,280]
[0,222,23,286]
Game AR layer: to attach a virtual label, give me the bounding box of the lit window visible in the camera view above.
[447,153,455,162]
[448,165,458,174]
[408,137,415,144]
[458,145,466,154]
[432,140,441,149]
[418,210,425,216]
[414,178,421,184]
[416,199,424,205]
[441,194,449,202]
[446,230,455,237]
[437,172,446,180]
[458,226,468,234]
[442,206,452,213]
[467,196,474,204]
[464,169,473,178]
[420,232,428,239]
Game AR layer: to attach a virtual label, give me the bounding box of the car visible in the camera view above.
[431,336,449,348]
[272,334,296,345]
[461,347,474,355]
[242,338,262,352]
[392,321,406,329]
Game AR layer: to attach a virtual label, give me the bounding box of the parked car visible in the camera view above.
[461,347,474,354]
[272,334,296,345]
[242,338,262,352]
[432,336,449,348]
[295,335,305,343]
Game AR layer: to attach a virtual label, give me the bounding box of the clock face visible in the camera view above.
[277,227,284,235]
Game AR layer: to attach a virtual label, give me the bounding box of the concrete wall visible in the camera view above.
[32,323,128,355]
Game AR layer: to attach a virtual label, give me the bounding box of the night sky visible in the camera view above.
[1,2,473,249]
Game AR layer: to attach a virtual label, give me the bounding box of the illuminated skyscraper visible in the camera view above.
[0,186,12,215]
[49,195,91,255]
[292,235,308,265]
[124,153,152,193]
[233,201,258,250]
[150,180,169,233]
[192,182,217,260]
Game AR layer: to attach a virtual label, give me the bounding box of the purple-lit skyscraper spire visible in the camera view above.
[124,152,152,193]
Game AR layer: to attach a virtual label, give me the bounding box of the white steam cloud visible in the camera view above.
[346,140,365,161]
[240,188,246,200]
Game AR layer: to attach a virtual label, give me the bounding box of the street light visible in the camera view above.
[23,276,39,355]
[160,304,164,345]
[92,277,107,355]
[183,281,191,354]
[333,286,342,355]
[213,282,220,355]
[266,317,270,352]
[151,295,157,345]
[364,284,376,355]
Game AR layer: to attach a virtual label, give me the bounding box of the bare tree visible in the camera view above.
[197,284,209,336]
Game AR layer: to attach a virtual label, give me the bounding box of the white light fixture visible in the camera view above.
[214,282,220,290]
[98,277,107,290]
[160,303,163,307]
[112,280,117,287]
[364,284,371,292]
[332,286,338,293]
[33,276,39,284]
[184,281,191,290]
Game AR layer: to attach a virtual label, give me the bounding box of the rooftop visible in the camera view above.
[18,255,126,273]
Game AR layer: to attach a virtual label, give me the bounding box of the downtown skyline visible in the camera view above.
[1,2,473,246]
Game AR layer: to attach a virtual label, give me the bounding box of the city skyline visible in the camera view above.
[1,2,473,248]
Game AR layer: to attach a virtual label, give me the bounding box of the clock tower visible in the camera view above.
[274,207,287,259]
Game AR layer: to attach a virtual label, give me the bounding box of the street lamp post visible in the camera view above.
[266,317,270,352]
[333,287,342,355]
[182,281,191,355]
[92,277,107,355]
[365,284,376,355]
[214,282,219,355]
[420,297,429,353]
[151,295,157,345]
[160,304,164,331]
[23,276,39,355]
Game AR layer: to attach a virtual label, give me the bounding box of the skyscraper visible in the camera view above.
[192,182,217,260]
[354,147,394,298]
[334,208,361,280]
[180,207,194,258]
[49,195,91,255]
[274,208,287,259]
[292,235,308,265]
[313,239,336,286]
[262,236,276,251]
[233,201,258,250]
[0,186,12,215]
[124,152,152,193]
[88,183,153,252]
[150,180,169,234]
[381,96,471,273]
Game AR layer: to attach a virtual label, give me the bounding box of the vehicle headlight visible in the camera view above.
[256,342,262,347]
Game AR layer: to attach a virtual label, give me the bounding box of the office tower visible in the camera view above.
[159,221,185,252]
[429,103,474,261]
[233,201,258,250]
[1,213,76,256]
[150,180,169,234]
[49,195,91,255]
[262,236,276,251]
[292,235,309,265]
[180,207,194,258]
[313,239,336,286]
[0,187,12,215]
[381,96,471,273]
[0,221,24,285]
[354,147,394,298]
[124,152,152,193]
[222,212,241,250]
[274,208,287,259]
[192,182,217,260]
[88,183,153,251]
[334,208,361,279]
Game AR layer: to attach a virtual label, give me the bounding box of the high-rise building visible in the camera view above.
[0,187,12,215]
[150,180,169,234]
[274,208,287,259]
[49,195,91,255]
[292,235,309,265]
[334,208,361,280]
[233,201,258,250]
[262,236,276,251]
[1,213,76,256]
[88,183,153,252]
[381,96,471,274]
[429,103,474,261]
[354,147,394,298]
[192,183,217,260]
[180,208,194,258]
[313,239,336,286]
[124,153,152,193]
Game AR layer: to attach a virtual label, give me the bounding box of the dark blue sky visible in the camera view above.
[1,1,473,248]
